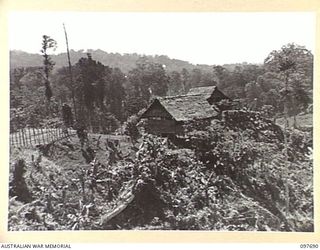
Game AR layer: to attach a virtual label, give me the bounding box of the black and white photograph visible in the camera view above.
[7,11,315,232]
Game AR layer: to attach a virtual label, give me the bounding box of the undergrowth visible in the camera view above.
[8,116,313,231]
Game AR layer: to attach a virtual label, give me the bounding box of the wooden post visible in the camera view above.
[55,128,58,141]
[32,128,37,145]
[46,127,49,143]
[27,129,30,146]
[32,128,35,145]
[23,128,29,146]
[17,130,21,147]
[14,134,16,147]
[48,128,51,144]
[25,128,28,146]
[41,127,45,144]
[47,127,50,144]
[39,128,42,144]
[52,128,55,142]
[47,128,51,142]
[51,128,54,142]
[53,128,57,142]
[36,128,39,144]
[25,128,29,146]
[46,128,49,144]
[47,128,50,144]
[14,132,17,147]
[51,128,55,142]
[27,128,32,146]
[22,129,25,147]
[21,129,26,147]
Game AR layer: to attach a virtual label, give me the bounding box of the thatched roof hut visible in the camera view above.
[139,86,230,135]
[141,94,219,122]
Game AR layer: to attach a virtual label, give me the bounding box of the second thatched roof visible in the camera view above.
[141,94,219,122]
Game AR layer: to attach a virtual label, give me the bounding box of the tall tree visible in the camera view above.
[199,72,217,87]
[264,43,313,217]
[264,43,313,126]
[189,68,202,89]
[73,53,106,128]
[244,81,262,110]
[40,35,57,101]
[127,58,169,107]
[180,68,190,94]
[168,71,183,96]
[106,67,126,120]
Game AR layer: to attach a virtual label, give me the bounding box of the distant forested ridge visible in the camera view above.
[10,49,213,73]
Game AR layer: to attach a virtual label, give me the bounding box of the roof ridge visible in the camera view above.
[159,93,209,100]
[189,85,217,89]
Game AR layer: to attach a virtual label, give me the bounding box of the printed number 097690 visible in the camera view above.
[300,244,319,248]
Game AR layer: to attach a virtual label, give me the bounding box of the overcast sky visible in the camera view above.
[8,12,315,65]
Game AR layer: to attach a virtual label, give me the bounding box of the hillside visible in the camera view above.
[8,111,313,231]
[8,41,313,232]
[10,50,213,73]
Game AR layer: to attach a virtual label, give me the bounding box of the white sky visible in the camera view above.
[8,12,316,65]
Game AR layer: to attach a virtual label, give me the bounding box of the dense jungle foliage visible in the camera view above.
[9,41,313,231]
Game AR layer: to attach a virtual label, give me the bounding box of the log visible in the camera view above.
[100,182,135,226]
[100,192,135,225]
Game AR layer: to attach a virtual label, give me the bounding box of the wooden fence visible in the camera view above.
[10,127,75,148]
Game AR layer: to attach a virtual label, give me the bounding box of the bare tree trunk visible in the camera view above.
[63,23,77,122]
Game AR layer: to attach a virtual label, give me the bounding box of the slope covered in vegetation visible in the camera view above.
[8,111,313,231]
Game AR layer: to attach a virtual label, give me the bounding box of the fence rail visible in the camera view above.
[10,127,75,148]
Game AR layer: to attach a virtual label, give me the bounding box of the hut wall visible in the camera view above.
[143,119,183,135]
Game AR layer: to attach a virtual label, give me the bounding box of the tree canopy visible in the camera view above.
[10,43,313,131]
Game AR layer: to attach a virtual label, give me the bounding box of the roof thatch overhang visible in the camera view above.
[140,94,219,122]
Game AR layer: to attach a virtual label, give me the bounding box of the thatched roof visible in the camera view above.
[140,85,226,122]
[155,94,219,121]
[187,86,217,98]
